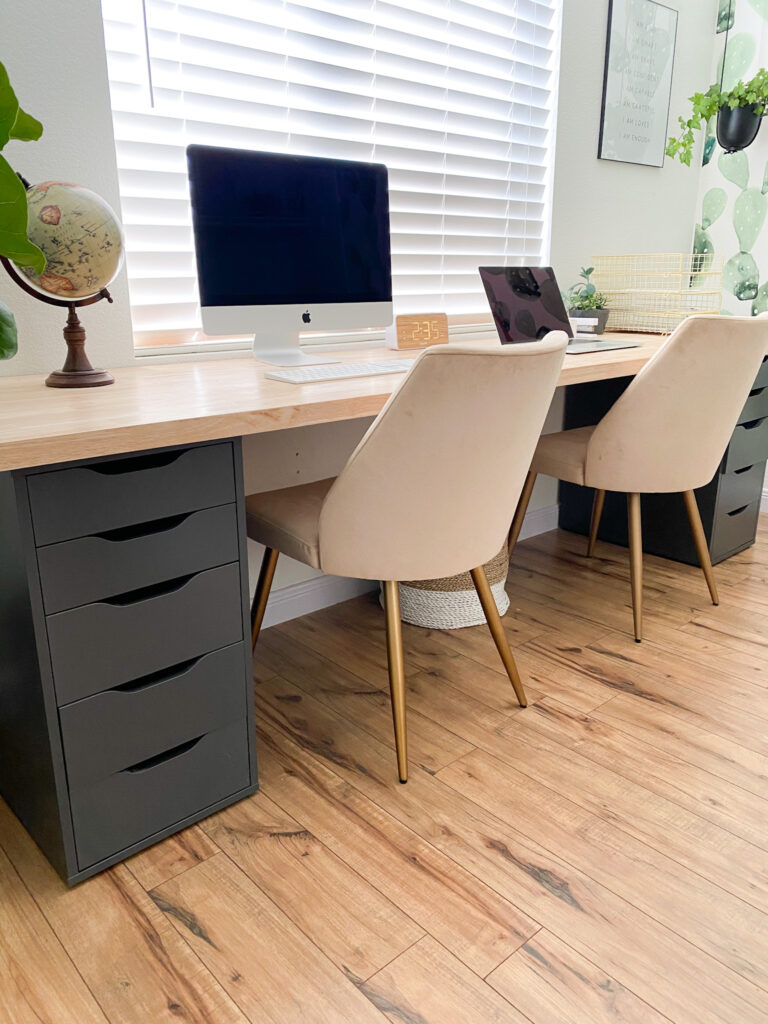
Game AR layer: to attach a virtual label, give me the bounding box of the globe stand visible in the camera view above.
[1,256,115,388]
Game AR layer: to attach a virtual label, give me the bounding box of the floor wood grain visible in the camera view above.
[2,521,768,1023]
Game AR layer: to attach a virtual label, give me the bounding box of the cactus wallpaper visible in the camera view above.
[694,1,768,313]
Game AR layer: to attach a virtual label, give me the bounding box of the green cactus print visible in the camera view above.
[752,281,768,314]
[702,187,728,229]
[747,0,768,20]
[718,1,735,33]
[703,118,717,165]
[724,251,760,299]
[718,150,750,189]
[717,32,757,92]
[734,188,767,250]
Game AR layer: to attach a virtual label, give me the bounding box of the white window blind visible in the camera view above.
[101,0,559,347]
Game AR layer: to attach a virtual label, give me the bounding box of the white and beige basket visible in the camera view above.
[386,545,510,629]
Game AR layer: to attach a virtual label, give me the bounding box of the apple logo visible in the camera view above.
[302,310,311,324]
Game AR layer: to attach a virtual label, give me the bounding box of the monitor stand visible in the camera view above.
[252,332,340,367]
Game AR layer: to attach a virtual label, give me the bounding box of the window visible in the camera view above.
[102,0,560,349]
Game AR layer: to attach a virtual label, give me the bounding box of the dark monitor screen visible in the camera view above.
[187,145,393,307]
[479,266,571,342]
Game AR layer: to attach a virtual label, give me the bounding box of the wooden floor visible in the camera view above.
[3,523,768,1024]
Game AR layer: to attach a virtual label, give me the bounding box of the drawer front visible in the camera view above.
[59,643,247,787]
[753,356,768,391]
[37,504,239,615]
[716,462,766,516]
[739,385,768,425]
[47,563,244,705]
[725,417,768,473]
[70,719,251,869]
[711,499,761,562]
[28,443,236,546]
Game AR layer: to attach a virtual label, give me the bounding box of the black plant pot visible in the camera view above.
[716,103,763,154]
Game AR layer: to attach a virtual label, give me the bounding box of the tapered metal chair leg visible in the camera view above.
[250,547,279,651]
[470,565,527,707]
[683,489,719,606]
[587,489,606,557]
[507,471,537,558]
[383,581,408,783]
[627,493,643,643]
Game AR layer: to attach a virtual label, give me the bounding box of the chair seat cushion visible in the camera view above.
[245,477,336,569]
[531,426,595,486]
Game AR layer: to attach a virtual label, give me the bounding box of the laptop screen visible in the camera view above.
[479,267,571,343]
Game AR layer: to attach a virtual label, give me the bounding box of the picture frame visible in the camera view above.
[598,0,678,168]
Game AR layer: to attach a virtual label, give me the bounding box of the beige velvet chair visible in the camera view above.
[246,337,568,781]
[507,315,768,643]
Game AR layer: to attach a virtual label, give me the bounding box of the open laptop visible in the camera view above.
[478,266,640,354]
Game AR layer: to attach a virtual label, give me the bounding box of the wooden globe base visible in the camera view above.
[45,305,115,389]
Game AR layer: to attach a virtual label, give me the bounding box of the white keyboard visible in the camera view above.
[266,359,415,384]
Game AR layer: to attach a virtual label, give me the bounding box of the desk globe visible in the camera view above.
[2,180,124,387]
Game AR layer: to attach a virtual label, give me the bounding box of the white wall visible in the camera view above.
[551,0,718,285]
[0,0,134,377]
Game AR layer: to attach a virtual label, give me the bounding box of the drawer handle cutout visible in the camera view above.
[727,504,749,517]
[96,512,191,543]
[103,572,196,606]
[113,656,202,694]
[749,386,767,397]
[740,418,767,431]
[734,464,754,474]
[123,735,203,774]
[87,451,187,476]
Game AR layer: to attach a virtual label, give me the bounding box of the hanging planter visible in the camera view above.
[716,102,763,154]
[666,69,768,166]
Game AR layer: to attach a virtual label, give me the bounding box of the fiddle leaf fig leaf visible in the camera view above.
[10,106,42,142]
[0,61,20,150]
[0,153,45,272]
[0,299,17,359]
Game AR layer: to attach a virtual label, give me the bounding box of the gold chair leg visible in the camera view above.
[587,488,606,557]
[507,471,537,557]
[470,565,527,707]
[683,489,719,606]
[383,581,408,784]
[250,547,279,651]
[627,493,643,643]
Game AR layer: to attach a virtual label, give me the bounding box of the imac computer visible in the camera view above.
[187,145,393,365]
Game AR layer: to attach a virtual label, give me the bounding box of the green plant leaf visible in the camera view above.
[10,106,42,142]
[0,298,17,359]
[0,154,45,272]
[718,149,750,190]
[0,61,20,150]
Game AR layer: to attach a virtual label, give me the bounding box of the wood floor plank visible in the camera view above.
[256,677,768,1024]
[200,790,425,980]
[438,747,768,992]
[0,800,248,1024]
[127,824,218,891]
[0,838,108,1024]
[506,697,768,853]
[152,852,390,1023]
[487,929,671,1024]
[361,935,532,1024]
[253,713,539,978]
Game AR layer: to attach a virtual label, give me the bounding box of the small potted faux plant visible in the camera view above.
[565,267,609,334]
[666,69,768,165]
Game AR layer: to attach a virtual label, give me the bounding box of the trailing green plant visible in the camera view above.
[565,266,608,311]
[0,61,45,359]
[666,69,768,167]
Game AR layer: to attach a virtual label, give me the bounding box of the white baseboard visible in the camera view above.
[261,502,559,628]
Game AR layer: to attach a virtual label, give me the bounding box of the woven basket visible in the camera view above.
[385,545,510,629]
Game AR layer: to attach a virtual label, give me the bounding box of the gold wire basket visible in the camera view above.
[591,254,724,334]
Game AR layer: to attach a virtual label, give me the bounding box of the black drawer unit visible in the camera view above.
[0,439,257,885]
[558,356,768,566]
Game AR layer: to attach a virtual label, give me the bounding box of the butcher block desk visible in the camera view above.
[0,333,658,885]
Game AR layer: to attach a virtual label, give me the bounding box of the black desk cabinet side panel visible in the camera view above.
[558,359,768,566]
[0,438,258,885]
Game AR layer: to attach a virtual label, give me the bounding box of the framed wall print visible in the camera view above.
[598,0,678,167]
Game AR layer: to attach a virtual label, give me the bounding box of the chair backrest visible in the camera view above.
[318,335,567,581]
[585,314,768,493]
